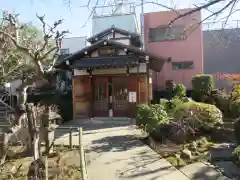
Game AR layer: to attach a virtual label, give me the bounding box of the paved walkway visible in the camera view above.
[54,118,230,180]
[54,118,189,180]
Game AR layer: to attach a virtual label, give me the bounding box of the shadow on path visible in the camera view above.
[191,165,229,180]
[90,134,144,153]
[53,119,131,140]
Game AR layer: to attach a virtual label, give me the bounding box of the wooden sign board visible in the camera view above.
[129,92,136,103]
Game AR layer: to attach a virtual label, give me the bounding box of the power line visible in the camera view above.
[79,0,92,7]
[80,0,101,28]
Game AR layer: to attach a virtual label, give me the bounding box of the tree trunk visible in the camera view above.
[0,126,13,165]
[27,159,45,180]
[26,103,45,180]
[26,103,34,154]
[0,133,7,165]
[33,129,41,160]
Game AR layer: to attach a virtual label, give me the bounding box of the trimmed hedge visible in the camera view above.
[230,100,240,118]
[173,84,186,99]
[192,74,214,101]
[234,119,240,144]
[152,89,192,104]
[159,98,183,117]
[175,101,223,128]
[136,104,169,133]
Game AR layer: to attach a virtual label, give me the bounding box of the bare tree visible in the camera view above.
[0,11,68,179]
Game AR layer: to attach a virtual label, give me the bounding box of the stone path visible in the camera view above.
[178,143,240,180]
[53,118,237,180]
[180,162,230,180]
[54,118,190,180]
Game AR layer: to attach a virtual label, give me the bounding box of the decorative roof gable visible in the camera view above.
[55,39,170,72]
[87,26,141,46]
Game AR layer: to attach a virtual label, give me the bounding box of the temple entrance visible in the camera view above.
[112,76,129,117]
[93,76,129,117]
[93,77,108,117]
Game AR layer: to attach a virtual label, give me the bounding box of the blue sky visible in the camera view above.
[1,0,240,37]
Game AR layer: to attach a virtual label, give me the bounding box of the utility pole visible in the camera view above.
[141,0,144,50]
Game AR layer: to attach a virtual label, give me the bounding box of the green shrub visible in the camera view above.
[168,99,183,116]
[136,104,169,133]
[232,145,240,162]
[159,98,183,117]
[230,91,240,102]
[173,84,186,99]
[230,100,240,118]
[159,98,169,108]
[175,101,223,128]
[192,74,214,101]
[211,89,231,117]
[234,119,240,144]
[135,104,151,127]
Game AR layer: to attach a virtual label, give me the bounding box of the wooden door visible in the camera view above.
[112,76,129,117]
[73,76,91,119]
[93,77,109,117]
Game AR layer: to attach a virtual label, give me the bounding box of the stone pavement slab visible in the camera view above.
[84,126,189,180]
[87,144,189,180]
[179,162,230,180]
[214,161,240,179]
[54,119,189,180]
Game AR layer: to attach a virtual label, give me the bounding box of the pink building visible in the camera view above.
[144,9,203,89]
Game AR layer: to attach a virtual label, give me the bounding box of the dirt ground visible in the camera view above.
[0,145,82,180]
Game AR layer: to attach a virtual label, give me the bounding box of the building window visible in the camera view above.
[149,25,186,42]
[172,61,194,70]
[60,48,70,55]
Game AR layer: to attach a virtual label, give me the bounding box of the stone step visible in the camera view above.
[179,162,229,180]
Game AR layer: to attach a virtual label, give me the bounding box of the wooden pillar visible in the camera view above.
[137,64,140,104]
[91,76,94,118]
[147,66,150,104]
[72,76,76,120]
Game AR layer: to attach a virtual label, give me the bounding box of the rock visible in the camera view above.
[189,141,197,152]
[10,165,17,174]
[181,149,192,160]
[196,137,208,147]
[183,97,193,102]
[175,153,181,159]
[148,136,156,149]
[210,147,233,161]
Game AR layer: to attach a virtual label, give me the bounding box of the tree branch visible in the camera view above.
[168,0,229,26]
[184,0,236,36]
[0,30,34,58]
[39,46,57,61]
